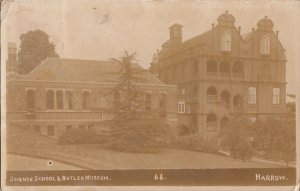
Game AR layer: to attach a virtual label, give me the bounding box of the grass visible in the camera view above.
[7,125,285,170]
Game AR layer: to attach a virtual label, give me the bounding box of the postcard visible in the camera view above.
[1,0,299,190]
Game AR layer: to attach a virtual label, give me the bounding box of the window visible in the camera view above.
[65,91,73,110]
[248,116,257,124]
[221,31,231,51]
[56,90,64,110]
[207,59,218,72]
[79,125,85,130]
[186,104,191,113]
[113,91,120,110]
[82,91,90,109]
[181,88,185,95]
[145,93,152,110]
[261,34,270,55]
[46,90,55,109]
[47,125,55,136]
[207,86,217,102]
[248,87,256,104]
[273,88,280,104]
[178,100,185,113]
[26,89,35,110]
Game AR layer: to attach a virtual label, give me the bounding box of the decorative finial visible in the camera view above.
[225,10,228,14]
[265,16,268,19]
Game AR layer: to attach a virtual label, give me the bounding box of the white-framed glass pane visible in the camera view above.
[272,88,280,104]
[248,87,256,104]
[261,34,270,55]
[221,31,231,51]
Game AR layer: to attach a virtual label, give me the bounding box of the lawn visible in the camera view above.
[7,125,284,170]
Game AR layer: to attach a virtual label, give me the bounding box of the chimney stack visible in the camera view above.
[7,42,18,79]
[169,23,183,46]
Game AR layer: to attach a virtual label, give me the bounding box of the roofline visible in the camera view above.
[8,79,178,88]
[24,57,52,77]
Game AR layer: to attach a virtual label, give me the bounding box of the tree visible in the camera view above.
[18,30,59,74]
[251,113,296,166]
[103,51,174,152]
[221,113,253,161]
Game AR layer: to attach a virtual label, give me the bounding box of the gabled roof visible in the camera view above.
[160,30,211,59]
[23,58,164,85]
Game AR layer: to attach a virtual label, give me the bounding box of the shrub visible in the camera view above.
[104,114,175,153]
[230,141,253,161]
[58,128,109,145]
[171,135,219,154]
[177,124,196,136]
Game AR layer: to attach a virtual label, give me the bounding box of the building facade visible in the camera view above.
[6,46,178,138]
[153,11,287,138]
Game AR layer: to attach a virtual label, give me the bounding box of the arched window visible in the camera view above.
[145,93,152,110]
[207,113,217,122]
[207,113,217,130]
[56,90,64,110]
[221,91,230,108]
[26,89,35,110]
[233,95,243,110]
[159,94,167,116]
[220,61,230,73]
[207,86,217,96]
[113,91,120,110]
[82,91,90,110]
[232,61,243,74]
[207,86,217,102]
[207,59,218,72]
[46,90,55,109]
[221,31,231,51]
[261,34,270,55]
[65,91,73,110]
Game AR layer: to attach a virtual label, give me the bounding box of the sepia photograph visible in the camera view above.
[1,0,299,190]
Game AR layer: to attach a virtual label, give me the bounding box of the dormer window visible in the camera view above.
[221,31,231,52]
[261,34,270,55]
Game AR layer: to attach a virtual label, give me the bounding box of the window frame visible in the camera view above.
[221,31,232,52]
[46,89,55,110]
[272,87,280,105]
[261,34,271,55]
[178,99,185,113]
[248,87,257,105]
[25,88,36,110]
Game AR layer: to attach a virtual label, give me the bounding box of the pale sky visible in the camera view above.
[1,0,299,95]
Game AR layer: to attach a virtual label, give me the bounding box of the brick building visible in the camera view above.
[152,11,287,138]
[6,44,178,137]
